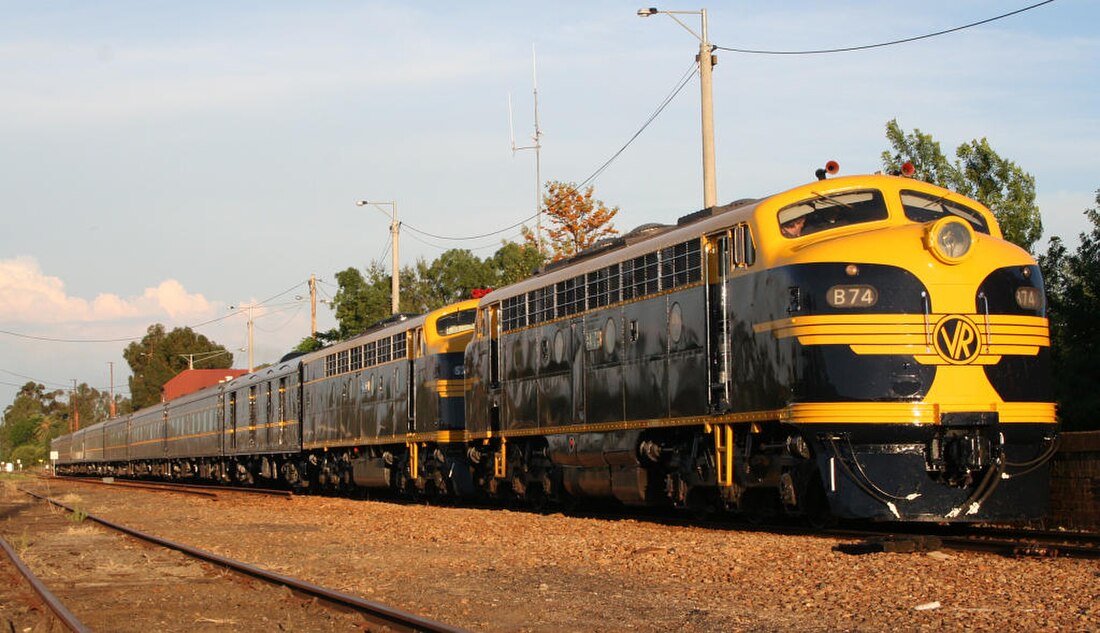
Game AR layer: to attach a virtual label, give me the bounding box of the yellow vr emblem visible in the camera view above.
[933,315,982,364]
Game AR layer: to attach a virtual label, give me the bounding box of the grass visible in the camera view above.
[67,506,88,524]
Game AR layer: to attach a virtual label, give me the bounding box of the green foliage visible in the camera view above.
[10,443,46,467]
[293,335,327,353]
[488,241,545,287]
[2,382,64,462]
[882,120,957,189]
[330,264,394,338]
[410,249,496,310]
[881,119,1043,252]
[327,241,545,341]
[123,324,231,409]
[68,507,88,523]
[1040,190,1100,431]
[1,380,122,463]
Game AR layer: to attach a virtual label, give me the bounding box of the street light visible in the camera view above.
[179,349,232,370]
[355,199,400,315]
[639,6,718,209]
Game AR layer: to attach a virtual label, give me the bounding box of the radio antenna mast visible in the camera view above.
[510,45,543,253]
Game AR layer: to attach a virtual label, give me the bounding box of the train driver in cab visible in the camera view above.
[781,214,806,238]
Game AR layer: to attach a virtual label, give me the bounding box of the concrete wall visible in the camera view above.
[1044,431,1100,531]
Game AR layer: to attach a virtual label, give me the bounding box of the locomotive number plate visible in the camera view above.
[827,285,878,308]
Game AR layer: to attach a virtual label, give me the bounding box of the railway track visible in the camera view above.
[5,484,466,632]
[39,473,1100,562]
[39,474,294,499]
[539,502,1100,560]
[0,529,89,632]
[828,523,1100,559]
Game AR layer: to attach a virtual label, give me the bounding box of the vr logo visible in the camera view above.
[933,315,981,364]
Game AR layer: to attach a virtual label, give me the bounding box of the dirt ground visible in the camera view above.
[2,475,1098,632]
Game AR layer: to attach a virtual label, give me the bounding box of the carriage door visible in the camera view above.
[408,327,422,431]
[228,391,238,452]
[217,391,226,452]
[706,231,732,411]
[488,303,502,389]
[248,385,258,448]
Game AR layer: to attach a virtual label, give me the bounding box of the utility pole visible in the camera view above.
[639,7,718,209]
[355,200,400,315]
[108,362,116,418]
[229,304,257,372]
[698,9,717,209]
[309,274,317,336]
[246,304,254,372]
[70,379,79,432]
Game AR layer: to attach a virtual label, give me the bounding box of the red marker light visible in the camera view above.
[471,288,492,299]
[901,162,916,177]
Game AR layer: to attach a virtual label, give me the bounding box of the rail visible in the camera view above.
[0,531,90,633]
[19,487,467,633]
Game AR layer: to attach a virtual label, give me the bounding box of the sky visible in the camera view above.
[1,0,1097,409]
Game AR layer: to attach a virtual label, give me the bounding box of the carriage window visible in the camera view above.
[778,189,888,238]
[900,190,990,235]
[661,240,702,288]
[502,296,526,331]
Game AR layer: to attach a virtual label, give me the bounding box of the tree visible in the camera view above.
[881,120,957,189]
[1039,190,1100,431]
[487,241,545,286]
[328,264,395,338]
[1,381,76,463]
[954,139,1042,251]
[321,240,545,345]
[881,119,1042,252]
[123,324,231,409]
[527,181,620,262]
[411,249,495,310]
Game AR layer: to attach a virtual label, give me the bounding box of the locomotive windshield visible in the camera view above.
[436,308,476,336]
[900,190,991,235]
[777,189,888,238]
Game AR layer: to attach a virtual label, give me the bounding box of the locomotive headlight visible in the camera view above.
[925,218,975,264]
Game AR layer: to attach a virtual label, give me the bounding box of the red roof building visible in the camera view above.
[161,369,248,402]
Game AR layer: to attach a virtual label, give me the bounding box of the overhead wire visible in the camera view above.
[714,1,1056,55]
[573,59,699,191]
[3,2,1057,390]
[400,58,700,245]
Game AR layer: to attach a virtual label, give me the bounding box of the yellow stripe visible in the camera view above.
[783,401,1056,425]
[754,313,1049,364]
[434,378,470,398]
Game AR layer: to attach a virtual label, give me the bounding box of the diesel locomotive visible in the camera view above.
[52,168,1058,522]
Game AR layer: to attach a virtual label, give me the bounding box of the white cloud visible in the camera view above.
[0,256,215,324]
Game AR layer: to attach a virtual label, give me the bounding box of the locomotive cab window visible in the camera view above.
[900,190,990,235]
[778,189,888,238]
[437,308,476,336]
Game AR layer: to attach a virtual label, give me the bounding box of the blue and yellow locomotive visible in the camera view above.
[461,168,1055,521]
[52,168,1056,522]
